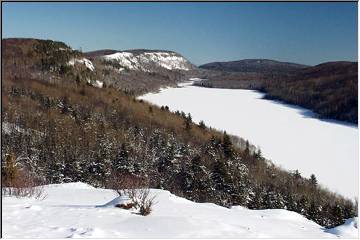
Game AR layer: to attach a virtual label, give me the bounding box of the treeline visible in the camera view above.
[262,62,358,124]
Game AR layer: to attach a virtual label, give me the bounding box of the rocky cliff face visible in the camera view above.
[99,50,195,72]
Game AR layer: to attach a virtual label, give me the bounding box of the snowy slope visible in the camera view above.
[101,51,194,72]
[139,81,358,199]
[2,183,358,238]
[68,58,95,71]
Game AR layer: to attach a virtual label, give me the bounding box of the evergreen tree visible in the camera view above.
[186,113,192,122]
[244,140,250,155]
[310,174,317,186]
[184,113,192,131]
[222,131,233,158]
[293,170,301,180]
[198,120,206,129]
[254,148,262,159]
[113,143,130,172]
[307,201,320,221]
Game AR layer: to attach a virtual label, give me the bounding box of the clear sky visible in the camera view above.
[2,2,358,65]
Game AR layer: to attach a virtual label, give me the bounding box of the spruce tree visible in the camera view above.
[198,120,206,129]
[222,131,233,158]
[310,174,317,186]
[184,113,192,131]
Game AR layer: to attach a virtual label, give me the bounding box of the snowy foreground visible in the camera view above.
[2,182,358,238]
[139,81,359,199]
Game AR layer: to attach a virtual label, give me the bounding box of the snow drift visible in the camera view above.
[2,182,358,238]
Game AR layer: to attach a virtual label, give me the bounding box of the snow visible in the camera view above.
[139,81,359,199]
[2,122,26,135]
[93,80,104,88]
[68,58,95,71]
[99,196,131,208]
[2,182,358,238]
[2,122,44,137]
[325,218,359,238]
[102,51,191,71]
[103,52,137,70]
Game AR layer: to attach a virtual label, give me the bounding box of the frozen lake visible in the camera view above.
[139,81,358,199]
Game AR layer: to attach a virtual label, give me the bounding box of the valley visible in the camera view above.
[140,80,359,199]
[1,38,358,236]
[2,2,358,238]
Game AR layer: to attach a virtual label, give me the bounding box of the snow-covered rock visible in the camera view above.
[68,58,95,71]
[2,182,358,238]
[93,80,104,88]
[86,79,104,88]
[101,51,194,72]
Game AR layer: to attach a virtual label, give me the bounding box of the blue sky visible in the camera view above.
[2,2,357,65]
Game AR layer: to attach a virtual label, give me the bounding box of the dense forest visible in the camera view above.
[199,59,308,74]
[1,38,357,228]
[197,60,358,124]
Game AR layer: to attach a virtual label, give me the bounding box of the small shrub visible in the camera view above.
[2,154,46,199]
[108,173,156,216]
[136,188,156,216]
[115,203,135,210]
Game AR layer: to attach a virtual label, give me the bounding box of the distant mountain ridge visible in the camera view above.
[199,59,309,74]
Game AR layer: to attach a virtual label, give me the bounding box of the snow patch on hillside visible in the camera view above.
[68,58,95,71]
[102,51,192,71]
[2,182,358,238]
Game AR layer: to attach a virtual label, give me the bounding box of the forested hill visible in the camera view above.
[195,60,358,124]
[2,38,195,95]
[199,59,308,74]
[262,61,358,124]
[2,38,356,228]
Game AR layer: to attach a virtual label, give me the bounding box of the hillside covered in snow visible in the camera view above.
[101,50,195,72]
[2,182,358,238]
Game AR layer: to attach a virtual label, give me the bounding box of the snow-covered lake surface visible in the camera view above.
[2,182,358,238]
[139,81,359,199]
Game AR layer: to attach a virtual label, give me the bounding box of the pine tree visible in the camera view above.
[186,113,192,122]
[113,143,130,172]
[198,120,206,129]
[307,201,320,221]
[293,170,301,180]
[222,131,233,158]
[310,174,317,186]
[254,148,262,159]
[184,113,192,131]
[244,140,250,155]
